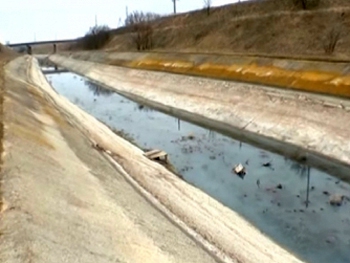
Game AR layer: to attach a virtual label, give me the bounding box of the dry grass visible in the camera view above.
[102,0,350,58]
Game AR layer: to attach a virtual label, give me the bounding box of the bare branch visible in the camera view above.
[203,0,212,16]
[125,11,160,51]
[323,27,341,55]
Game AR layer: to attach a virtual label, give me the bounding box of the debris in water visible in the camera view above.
[326,236,336,244]
[276,184,283,189]
[256,179,260,188]
[187,133,195,140]
[329,194,344,206]
[233,163,246,179]
[144,149,168,163]
[259,151,269,159]
[262,161,272,167]
[181,133,196,142]
[323,191,330,196]
[245,159,249,165]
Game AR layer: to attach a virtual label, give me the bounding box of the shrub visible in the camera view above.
[80,25,111,50]
[125,11,160,51]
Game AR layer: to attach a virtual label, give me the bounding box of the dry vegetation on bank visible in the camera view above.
[104,0,350,58]
[31,0,350,59]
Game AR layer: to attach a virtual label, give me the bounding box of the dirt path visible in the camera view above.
[0,56,219,263]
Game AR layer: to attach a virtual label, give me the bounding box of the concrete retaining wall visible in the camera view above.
[66,51,350,99]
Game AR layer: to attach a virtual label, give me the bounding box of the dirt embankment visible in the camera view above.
[31,0,350,59]
[102,0,350,59]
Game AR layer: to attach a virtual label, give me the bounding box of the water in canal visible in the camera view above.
[46,71,350,263]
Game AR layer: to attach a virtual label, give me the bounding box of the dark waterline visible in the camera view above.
[46,71,350,263]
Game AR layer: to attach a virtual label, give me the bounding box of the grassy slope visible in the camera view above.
[105,0,350,58]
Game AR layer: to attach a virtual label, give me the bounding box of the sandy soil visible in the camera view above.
[0,56,218,263]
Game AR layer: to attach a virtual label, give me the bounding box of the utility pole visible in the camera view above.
[172,0,177,14]
[95,15,98,26]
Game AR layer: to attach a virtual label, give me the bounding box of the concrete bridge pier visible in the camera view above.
[26,45,32,55]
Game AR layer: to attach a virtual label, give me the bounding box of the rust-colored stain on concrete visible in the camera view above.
[126,59,350,98]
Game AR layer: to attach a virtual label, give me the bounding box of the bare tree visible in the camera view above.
[80,25,111,50]
[125,11,160,26]
[125,11,160,51]
[203,0,212,16]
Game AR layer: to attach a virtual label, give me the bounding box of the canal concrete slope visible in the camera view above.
[49,54,350,179]
[65,51,350,99]
[14,58,306,263]
[0,56,221,263]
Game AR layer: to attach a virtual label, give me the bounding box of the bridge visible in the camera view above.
[7,38,78,54]
[7,39,76,48]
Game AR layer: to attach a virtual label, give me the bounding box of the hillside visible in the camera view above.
[100,0,350,59]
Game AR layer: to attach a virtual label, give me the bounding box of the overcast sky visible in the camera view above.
[0,0,240,44]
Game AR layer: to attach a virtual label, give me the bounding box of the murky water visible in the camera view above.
[46,71,350,263]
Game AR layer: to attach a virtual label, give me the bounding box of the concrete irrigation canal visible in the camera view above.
[44,66,350,263]
[3,54,348,263]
